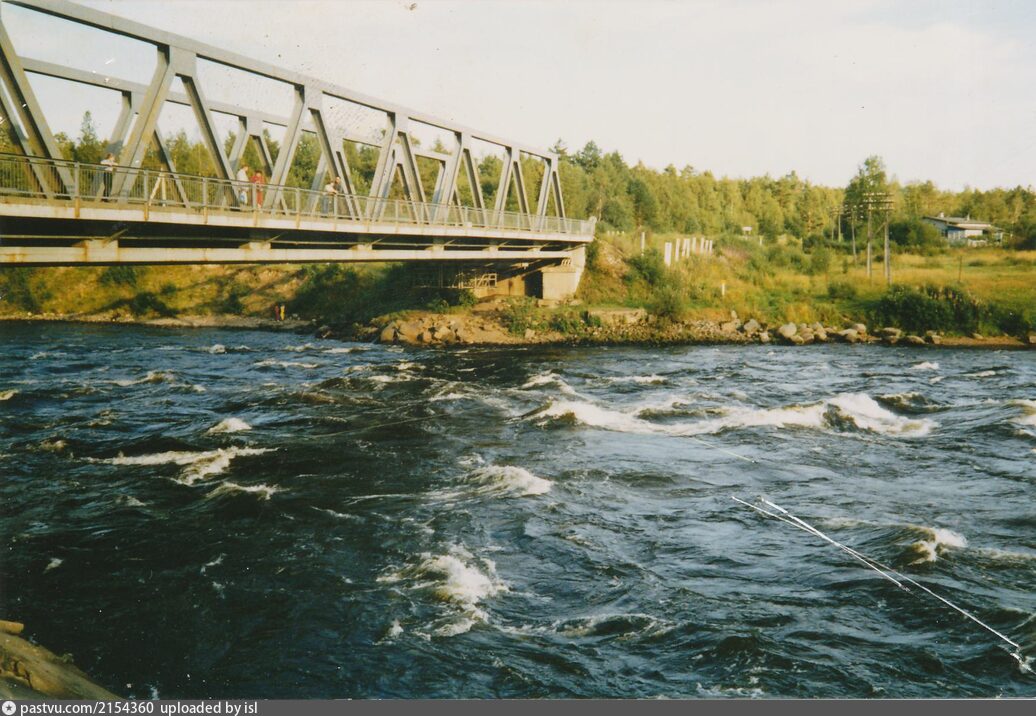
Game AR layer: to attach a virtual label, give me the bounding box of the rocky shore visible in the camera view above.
[4,307,1033,350]
[361,305,1036,350]
[0,620,117,699]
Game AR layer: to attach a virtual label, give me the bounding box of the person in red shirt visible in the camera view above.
[250,170,266,207]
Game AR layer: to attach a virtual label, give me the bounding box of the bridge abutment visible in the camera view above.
[538,246,586,301]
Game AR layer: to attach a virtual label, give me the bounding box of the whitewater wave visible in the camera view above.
[520,372,579,396]
[599,374,668,386]
[462,465,553,497]
[1010,399,1036,427]
[378,545,506,637]
[208,344,226,354]
[254,359,319,369]
[205,481,281,501]
[113,371,176,387]
[207,418,252,434]
[98,446,271,485]
[531,392,934,438]
[967,370,998,378]
[908,527,968,565]
[324,346,364,354]
[911,361,940,371]
[0,389,17,401]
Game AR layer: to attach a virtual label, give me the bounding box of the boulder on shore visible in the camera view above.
[742,318,761,335]
[838,328,860,344]
[758,331,771,344]
[1028,333,1036,346]
[852,323,867,335]
[905,334,926,346]
[777,323,797,341]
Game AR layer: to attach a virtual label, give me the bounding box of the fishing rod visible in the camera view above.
[732,495,1031,673]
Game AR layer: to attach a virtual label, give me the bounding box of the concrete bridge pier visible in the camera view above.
[539,246,586,301]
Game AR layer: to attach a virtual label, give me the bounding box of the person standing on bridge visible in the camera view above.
[323,175,344,216]
[236,164,251,207]
[251,169,266,208]
[100,153,116,200]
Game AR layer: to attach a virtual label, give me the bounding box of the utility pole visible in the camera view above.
[860,192,893,285]
[849,207,857,264]
[866,202,872,281]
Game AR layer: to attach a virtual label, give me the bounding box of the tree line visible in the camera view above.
[4,112,1034,248]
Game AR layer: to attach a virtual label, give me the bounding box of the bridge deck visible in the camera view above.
[0,153,594,266]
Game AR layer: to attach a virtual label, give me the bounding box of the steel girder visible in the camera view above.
[0,0,569,221]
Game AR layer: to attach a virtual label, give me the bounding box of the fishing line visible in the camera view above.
[732,495,1030,671]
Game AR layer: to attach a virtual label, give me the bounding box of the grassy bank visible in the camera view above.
[2,233,1034,340]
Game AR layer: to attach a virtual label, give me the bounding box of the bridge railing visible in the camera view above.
[0,153,593,237]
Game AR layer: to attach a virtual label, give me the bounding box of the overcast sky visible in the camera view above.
[9,0,1036,190]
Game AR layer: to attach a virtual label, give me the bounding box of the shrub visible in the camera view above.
[626,248,666,287]
[501,297,541,335]
[128,291,176,317]
[807,244,832,275]
[650,285,686,323]
[827,280,858,300]
[870,284,981,334]
[99,266,140,287]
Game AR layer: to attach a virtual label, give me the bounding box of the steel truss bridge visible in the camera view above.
[0,0,593,298]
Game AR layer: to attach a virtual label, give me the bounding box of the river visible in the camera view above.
[1,322,1034,698]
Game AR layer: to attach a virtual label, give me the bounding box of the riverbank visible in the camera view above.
[0,620,118,699]
[4,306,1033,350]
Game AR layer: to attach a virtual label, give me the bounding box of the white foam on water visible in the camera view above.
[44,557,62,573]
[378,545,506,637]
[827,393,935,436]
[207,418,252,434]
[600,374,668,385]
[465,465,553,497]
[534,392,934,438]
[113,371,176,387]
[929,376,944,384]
[968,370,998,378]
[117,495,148,508]
[200,554,224,574]
[205,481,281,501]
[208,344,226,354]
[286,343,318,352]
[38,439,67,453]
[190,385,207,393]
[1010,399,1036,427]
[520,372,579,396]
[254,359,319,369]
[324,346,362,354]
[0,389,17,401]
[99,447,271,485]
[911,361,940,371]
[385,620,404,639]
[909,527,968,565]
[312,507,363,521]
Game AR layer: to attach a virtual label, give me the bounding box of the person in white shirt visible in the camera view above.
[236,164,250,206]
[100,153,116,200]
[323,176,341,215]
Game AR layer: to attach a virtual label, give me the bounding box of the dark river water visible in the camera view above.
[1,322,1034,699]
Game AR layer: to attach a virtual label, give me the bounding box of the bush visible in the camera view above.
[870,285,981,334]
[807,244,832,275]
[626,248,666,287]
[99,266,140,287]
[827,280,858,300]
[0,268,44,312]
[650,285,686,323]
[501,297,540,335]
[765,244,808,272]
[889,219,945,254]
[128,291,176,317]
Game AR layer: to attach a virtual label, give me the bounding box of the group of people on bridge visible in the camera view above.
[234,164,267,207]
